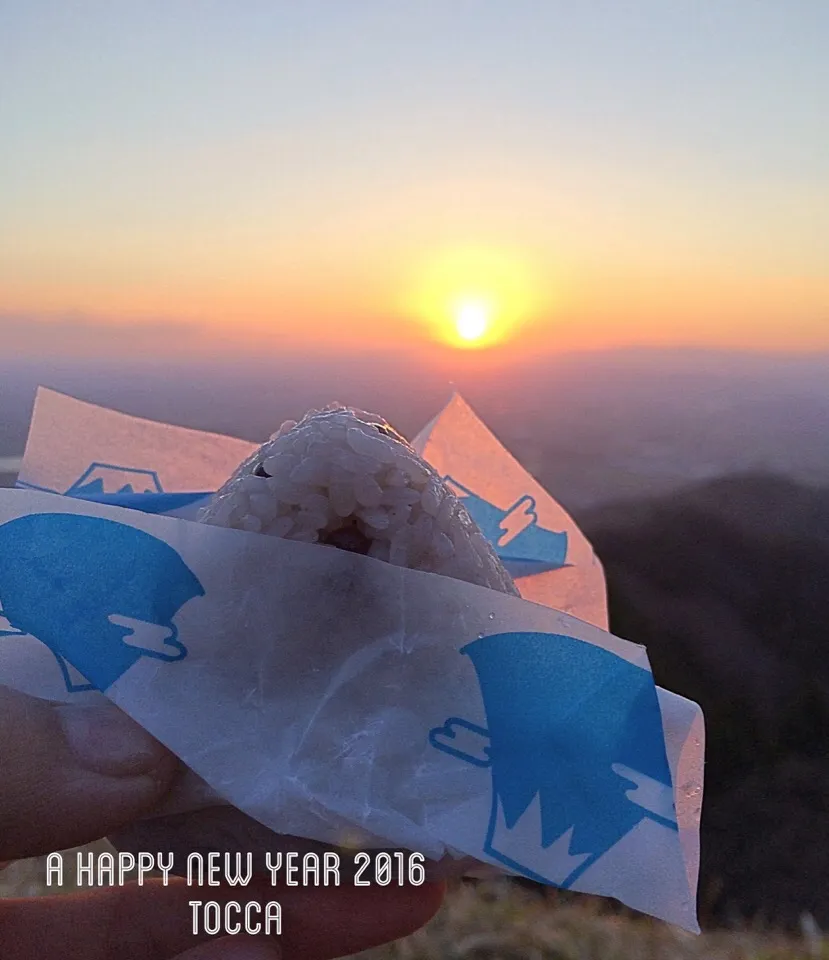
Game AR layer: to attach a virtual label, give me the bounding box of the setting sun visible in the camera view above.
[404,245,545,351]
[454,299,492,343]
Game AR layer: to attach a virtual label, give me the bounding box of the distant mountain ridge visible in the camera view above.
[2,347,829,508]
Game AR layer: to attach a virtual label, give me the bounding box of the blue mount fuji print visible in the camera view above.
[66,463,165,496]
[429,631,677,891]
[0,514,203,694]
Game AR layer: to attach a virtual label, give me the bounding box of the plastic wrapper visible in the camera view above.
[0,387,704,931]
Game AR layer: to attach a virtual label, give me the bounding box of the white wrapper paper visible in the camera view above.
[0,388,704,931]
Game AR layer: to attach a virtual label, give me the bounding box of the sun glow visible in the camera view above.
[404,246,541,350]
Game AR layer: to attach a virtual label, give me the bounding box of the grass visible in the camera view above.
[2,846,827,959]
[352,882,829,960]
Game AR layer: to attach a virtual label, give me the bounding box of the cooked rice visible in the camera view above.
[200,404,518,596]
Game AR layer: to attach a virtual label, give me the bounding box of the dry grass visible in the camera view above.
[353,882,829,960]
[2,846,827,959]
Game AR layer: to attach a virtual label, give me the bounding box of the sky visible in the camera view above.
[1,0,827,359]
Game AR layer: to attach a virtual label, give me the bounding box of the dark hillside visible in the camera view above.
[582,476,829,927]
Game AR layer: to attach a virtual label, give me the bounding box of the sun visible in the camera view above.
[454,299,491,343]
[403,245,541,351]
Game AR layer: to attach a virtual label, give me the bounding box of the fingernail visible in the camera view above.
[57,702,172,777]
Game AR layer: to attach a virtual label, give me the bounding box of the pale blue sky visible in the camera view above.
[1,1,827,352]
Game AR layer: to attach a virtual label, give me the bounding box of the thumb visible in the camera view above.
[0,684,179,860]
[171,939,280,960]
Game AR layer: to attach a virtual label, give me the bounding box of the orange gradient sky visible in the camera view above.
[1,2,827,358]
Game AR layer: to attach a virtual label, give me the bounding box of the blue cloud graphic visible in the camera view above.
[445,477,568,573]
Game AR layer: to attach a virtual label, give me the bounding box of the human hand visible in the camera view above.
[0,685,445,959]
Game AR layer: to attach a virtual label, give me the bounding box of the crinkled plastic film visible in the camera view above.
[0,388,704,930]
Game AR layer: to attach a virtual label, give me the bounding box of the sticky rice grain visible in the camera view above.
[200,405,518,597]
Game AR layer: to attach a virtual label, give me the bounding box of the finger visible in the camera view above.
[0,877,445,960]
[0,685,180,859]
[109,806,419,884]
[172,937,280,959]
